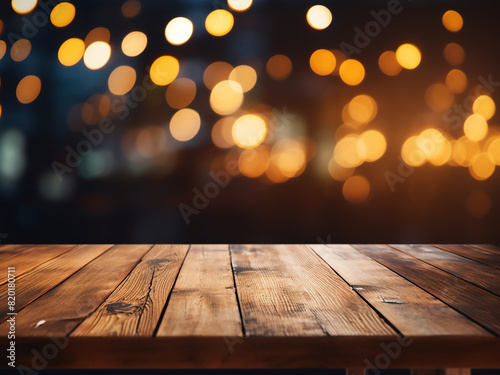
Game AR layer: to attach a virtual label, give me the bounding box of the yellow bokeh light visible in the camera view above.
[442,10,463,32]
[310,49,336,76]
[271,139,307,178]
[58,38,85,66]
[150,55,180,86]
[121,0,141,18]
[165,17,194,46]
[232,114,267,149]
[50,2,75,28]
[170,108,201,142]
[12,0,37,14]
[396,43,421,70]
[204,61,233,90]
[205,10,234,37]
[487,137,500,165]
[121,31,147,57]
[425,83,454,112]
[108,66,136,96]
[378,51,402,76]
[228,0,252,12]
[16,75,41,104]
[85,27,110,46]
[0,41,6,60]
[453,136,480,167]
[166,78,197,109]
[83,41,111,70]
[212,117,236,148]
[444,43,465,66]
[348,95,377,124]
[343,175,370,204]
[210,80,244,115]
[339,59,365,86]
[469,153,495,180]
[464,114,488,142]
[328,159,354,181]
[238,146,269,178]
[359,130,386,162]
[334,135,367,168]
[10,39,31,62]
[306,5,332,30]
[401,136,426,167]
[473,95,495,121]
[266,54,292,81]
[445,69,467,94]
[136,126,167,158]
[417,129,451,166]
[229,65,257,92]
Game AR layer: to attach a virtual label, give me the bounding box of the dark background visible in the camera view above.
[1,0,500,245]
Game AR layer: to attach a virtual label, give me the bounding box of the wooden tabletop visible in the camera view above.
[0,244,499,369]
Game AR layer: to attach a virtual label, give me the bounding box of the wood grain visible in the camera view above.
[354,244,500,335]
[157,245,242,337]
[470,244,500,256]
[231,244,396,336]
[0,245,152,337]
[390,244,500,296]
[0,245,113,320]
[433,244,500,270]
[310,244,488,336]
[73,245,189,337]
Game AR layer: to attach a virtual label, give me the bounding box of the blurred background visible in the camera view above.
[0,0,499,244]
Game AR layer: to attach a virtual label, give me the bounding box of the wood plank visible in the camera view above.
[0,245,113,320]
[353,245,500,335]
[72,245,189,337]
[390,244,500,296]
[433,244,500,270]
[231,244,396,336]
[157,245,242,337]
[470,244,500,256]
[0,245,76,277]
[0,244,152,337]
[309,244,488,336]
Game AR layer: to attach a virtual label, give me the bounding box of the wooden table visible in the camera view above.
[1,244,499,373]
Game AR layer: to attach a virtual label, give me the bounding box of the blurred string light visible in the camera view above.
[150,55,179,85]
[444,43,465,66]
[10,39,31,62]
[83,41,111,70]
[378,51,402,76]
[85,27,110,46]
[266,54,292,81]
[58,38,85,66]
[310,49,336,76]
[442,10,463,32]
[50,2,76,28]
[229,65,257,92]
[210,80,243,115]
[473,95,496,120]
[12,0,37,14]
[343,175,370,204]
[166,78,197,109]
[121,31,147,57]
[238,146,269,177]
[212,117,236,148]
[165,17,194,46]
[108,65,137,96]
[204,61,233,90]
[232,114,267,148]
[339,59,365,86]
[170,108,201,142]
[121,0,141,18]
[306,5,332,30]
[445,69,467,94]
[464,114,488,142]
[205,10,234,37]
[228,0,252,12]
[16,75,41,104]
[348,95,377,125]
[395,43,421,69]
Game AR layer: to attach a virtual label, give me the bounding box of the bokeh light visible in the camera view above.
[306,5,332,30]
[85,27,111,46]
[212,117,236,148]
[473,95,495,120]
[166,78,197,109]
[266,54,292,81]
[343,175,370,204]
[348,95,377,124]
[444,43,465,66]
[10,39,31,62]
[272,139,307,178]
[165,17,194,46]
[425,83,454,112]
[229,65,257,92]
[464,114,488,142]
[121,0,141,18]
[50,2,76,28]
[83,41,111,70]
[0,41,6,61]
[339,59,365,86]
[469,152,495,180]
[108,66,137,96]
[150,55,180,86]
[378,51,402,76]
[310,49,336,76]
[401,136,426,167]
[210,80,244,115]
[445,69,467,94]
[453,136,480,167]
[238,147,269,178]
[204,61,233,90]
[170,108,201,142]
[121,31,147,57]
[205,10,234,37]
[488,137,500,165]
[359,130,386,162]
[334,135,367,168]
[396,43,421,69]
[58,38,85,66]
[16,75,41,104]
[232,114,267,148]
[12,0,37,14]
[228,0,252,12]
[442,10,463,32]
[328,159,354,181]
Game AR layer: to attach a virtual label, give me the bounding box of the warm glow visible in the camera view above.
[232,114,267,149]
[348,95,377,124]
[212,117,236,148]
[204,61,233,90]
[0,41,6,61]
[58,38,85,66]
[310,49,336,76]
[121,0,141,18]
[272,139,307,178]
[396,43,421,70]
[10,39,31,62]
[121,31,147,57]
[417,129,451,166]
[83,41,111,70]
[445,69,467,94]
[334,135,367,168]
[85,27,110,46]
[359,130,386,162]
[170,108,201,142]
[50,2,75,28]
[466,191,492,218]
[306,5,332,30]
[108,66,137,96]
[343,175,370,204]
[266,54,292,81]
[473,95,496,120]
[229,65,257,92]
[228,0,252,12]
[328,159,354,181]
[453,136,480,167]
[205,10,234,37]
[442,10,463,32]
[444,43,465,66]
[339,59,365,86]
[401,136,426,167]
[166,78,197,109]
[378,51,402,76]
[16,75,41,104]
[165,17,194,46]
[488,137,500,165]
[464,114,488,142]
[470,153,495,180]
[150,55,180,86]
[425,83,454,112]
[238,147,269,178]
[210,80,244,115]
[12,0,37,14]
